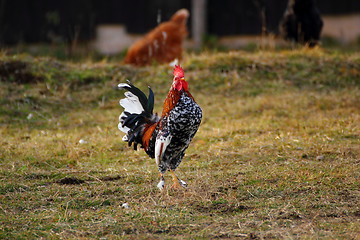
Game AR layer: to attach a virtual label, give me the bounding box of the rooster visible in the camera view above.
[124,9,189,66]
[117,65,202,190]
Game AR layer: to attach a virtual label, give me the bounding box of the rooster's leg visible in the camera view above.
[157,173,165,191]
[170,170,187,189]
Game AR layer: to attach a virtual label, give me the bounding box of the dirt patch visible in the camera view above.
[277,210,303,220]
[100,175,123,181]
[195,202,251,214]
[0,60,42,83]
[353,210,360,217]
[56,177,85,185]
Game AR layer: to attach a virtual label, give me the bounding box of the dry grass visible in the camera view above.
[0,48,359,239]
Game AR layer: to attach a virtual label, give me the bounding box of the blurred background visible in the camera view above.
[0,0,359,60]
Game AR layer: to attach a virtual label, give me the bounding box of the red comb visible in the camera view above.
[173,65,184,78]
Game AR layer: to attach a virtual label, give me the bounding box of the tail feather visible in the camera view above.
[118,81,159,150]
[123,113,144,129]
[119,97,143,114]
[118,81,152,114]
[118,112,130,133]
[147,87,155,114]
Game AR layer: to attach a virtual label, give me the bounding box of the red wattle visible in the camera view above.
[173,80,188,91]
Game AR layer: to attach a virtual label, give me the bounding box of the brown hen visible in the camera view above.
[124,9,189,66]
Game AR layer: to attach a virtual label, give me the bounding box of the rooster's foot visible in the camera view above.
[170,170,187,189]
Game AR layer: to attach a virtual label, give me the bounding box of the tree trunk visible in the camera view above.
[191,0,207,49]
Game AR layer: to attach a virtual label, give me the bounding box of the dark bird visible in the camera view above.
[280,0,323,47]
[117,65,202,190]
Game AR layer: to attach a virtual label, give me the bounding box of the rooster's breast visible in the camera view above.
[167,92,202,141]
[155,92,202,172]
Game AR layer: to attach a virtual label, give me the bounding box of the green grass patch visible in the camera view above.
[0,48,359,239]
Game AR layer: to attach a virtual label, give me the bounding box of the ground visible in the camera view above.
[0,48,359,239]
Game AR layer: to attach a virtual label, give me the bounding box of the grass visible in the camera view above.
[0,47,359,239]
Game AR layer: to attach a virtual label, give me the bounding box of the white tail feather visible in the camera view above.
[118,81,150,142]
[118,112,130,134]
[120,98,143,114]
[119,91,144,114]
[118,83,131,89]
[118,83,145,136]
[122,135,128,141]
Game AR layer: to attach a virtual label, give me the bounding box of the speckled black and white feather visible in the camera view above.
[155,91,202,173]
